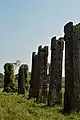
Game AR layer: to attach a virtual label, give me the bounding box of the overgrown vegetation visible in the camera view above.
[24,64,30,92]
[0,89,79,120]
[4,63,15,92]
[0,63,79,119]
[18,64,30,94]
[0,73,4,88]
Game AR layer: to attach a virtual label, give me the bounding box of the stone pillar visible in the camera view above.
[43,46,48,102]
[37,46,48,103]
[48,36,64,106]
[64,22,80,112]
[32,54,39,98]
[56,38,64,104]
[4,63,14,92]
[29,51,39,98]
[29,52,36,98]
[34,45,42,100]
[18,65,25,94]
[23,64,29,91]
[48,36,57,105]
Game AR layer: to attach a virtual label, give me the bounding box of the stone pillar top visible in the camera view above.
[38,45,42,55]
[64,22,80,32]
[64,22,73,33]
[51,36,57,50]
[19,64,24,69]
[32,52,36,57]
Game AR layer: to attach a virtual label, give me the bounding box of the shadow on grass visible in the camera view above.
[36,103,71,115]
[58,108,70,115]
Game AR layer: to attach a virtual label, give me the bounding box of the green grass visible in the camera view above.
[0,90,80,120]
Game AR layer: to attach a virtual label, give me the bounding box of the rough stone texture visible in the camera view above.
[29,51,39,98]
[37,46,48,103]
[48,37,56,105]
[48,36,64,106]
[23,64,29,91]
[32,54,39,98]
[29,45,48,102]
[18,64,26,94]
[64,22,80,113]
[4,63,14,92]
[29,52,36,98]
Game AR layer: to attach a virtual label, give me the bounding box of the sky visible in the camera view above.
[0,0,80,76]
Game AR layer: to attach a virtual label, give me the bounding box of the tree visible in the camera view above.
[0,73,4,80]
[13,60,21,71]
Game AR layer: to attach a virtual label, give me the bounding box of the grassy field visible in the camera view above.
[0,89,80,120]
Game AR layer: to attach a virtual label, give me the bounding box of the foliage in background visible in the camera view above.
[0,73,4,79]
[3,63,18,93]
[4,63,14,92]
[0,73,4,88]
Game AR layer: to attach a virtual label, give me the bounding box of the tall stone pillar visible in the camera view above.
[48,36,64,106]
[48,36,57,105]
[43,46,48,102]
[23,64,29,91]
[29,52,36,98]
[36,45,42,100]
[29,49,40,98]
[56,38,64,104]
[32,54,39,98]
[37,46,48,103]
[18,65,25,94]
[64,22,80,112]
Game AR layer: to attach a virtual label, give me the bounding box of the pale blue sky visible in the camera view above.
[0,0,80,76]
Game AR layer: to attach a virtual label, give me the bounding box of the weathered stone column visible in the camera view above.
[29,52,36,98]
[23,64,29,91]
[18,65,25,94]
[32,54,39,98]
[29,50,40,98]
[48,36,57,106]
[43,46,48,102]
[56,38,64,104]
[48,36,64,106]
[4,63,14,92]
[64,22,80,112]
[37,46,48,103]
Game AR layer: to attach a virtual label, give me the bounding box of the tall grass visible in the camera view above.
[0,89,80,120]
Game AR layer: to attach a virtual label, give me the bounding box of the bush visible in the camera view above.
[4,63,15,92]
